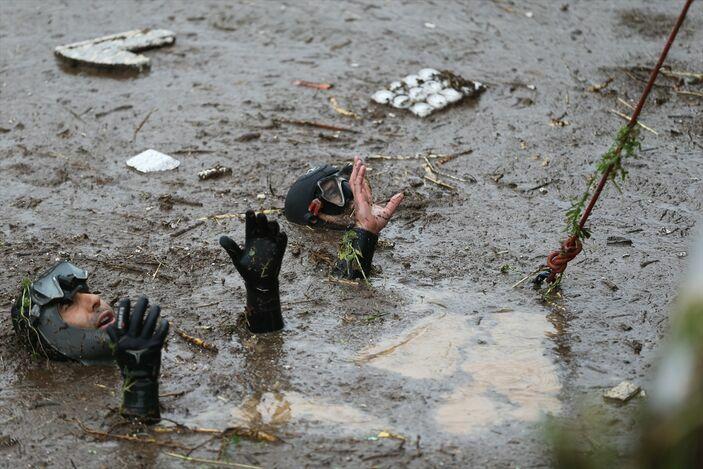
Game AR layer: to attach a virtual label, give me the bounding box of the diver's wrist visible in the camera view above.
[121,377,160,422]
[245,282,283,333]
[336,228,378,279]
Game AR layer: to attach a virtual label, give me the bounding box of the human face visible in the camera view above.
[59,293,115,330]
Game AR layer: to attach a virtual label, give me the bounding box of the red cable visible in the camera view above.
[545,0,695,284]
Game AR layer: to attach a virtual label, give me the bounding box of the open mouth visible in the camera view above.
[96,310,116,330]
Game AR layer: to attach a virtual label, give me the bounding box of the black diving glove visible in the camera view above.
[335,227,378,280]
[219,210,288,333]
[107,297,169,423]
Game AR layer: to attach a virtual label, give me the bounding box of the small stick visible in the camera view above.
[660,68,703,81]
[293,80,333,90]
[152,260,163,279]
[423,157,458,191]
[133,107,157,140]
[75,420,191,450]
[329,97,360,119]
[617,97,635,111]
[675,90,703,98]
[423,156,474,183]
[198,208,282,222]
[170,220,205,238]
[176,329,218,352]
[609,109,658,135]
[275,118,359,133]
[95,104,133,118]
[423,174,458,191]
[164,451,261,469]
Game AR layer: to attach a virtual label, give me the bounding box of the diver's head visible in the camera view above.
[284,163,354,230]
[10,261,115,363]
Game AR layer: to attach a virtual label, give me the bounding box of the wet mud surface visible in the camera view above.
[1,0,702,467]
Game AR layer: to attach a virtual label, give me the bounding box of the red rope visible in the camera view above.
[544,0,695,283]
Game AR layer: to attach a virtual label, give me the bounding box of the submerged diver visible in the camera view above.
[284,155,403,279]
[9,211,287,422]
[10,261,169,422]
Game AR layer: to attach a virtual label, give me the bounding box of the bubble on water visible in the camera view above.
[427,93,448,109]
[402,74,420,87]
[408,86,428,102]
[410,102,433,118]
[418,68,440,81]
[422,80,443,94]
[392,94,411,109]
[439,88,463,103]
[371,89,395,104]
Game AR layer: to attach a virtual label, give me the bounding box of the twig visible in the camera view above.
[95,104,133,118]
[152,260,163,279]
[176,329,218,352]
[423,174,457,191]
[198,208,282,222]
[675,89,703,98]
[75,420,191,450]
[293,80,333,90]
[275,118,359,133]
[660,68,703,81]
[423,157,458,191]
[423,156,474,183]
[164,451,261,469]
[170,220,205,238]
[329,97,360,119]
[133,107,157,140]
[609,109,658,135]
[617,97,635,111]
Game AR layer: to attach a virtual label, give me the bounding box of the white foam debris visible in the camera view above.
[603,381,641,402]
[126,149,180,173]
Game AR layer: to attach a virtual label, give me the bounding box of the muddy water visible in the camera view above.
[359,286,561,435]
[1,0,702,466]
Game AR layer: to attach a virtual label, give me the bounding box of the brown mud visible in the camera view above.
[1,0,702,467]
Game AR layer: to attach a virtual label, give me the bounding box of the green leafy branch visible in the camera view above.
[565,125,642,240]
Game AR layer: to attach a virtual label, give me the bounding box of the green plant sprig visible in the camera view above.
[338,230,369,285]
[565,125,642,241]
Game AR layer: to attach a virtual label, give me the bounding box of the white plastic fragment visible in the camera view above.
[427,93,448,109]
[370,67,485,118]
[603,381,641,402]
[392,95,411,109]
[55,29,175,71]
[371,90,395,104]
[126,149,180,173]
[410,102,433,118]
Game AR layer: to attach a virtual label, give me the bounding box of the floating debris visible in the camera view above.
[198,164,232,180]
[294,80,333,90]
[603,381,641,402]
[55,29,175,71]
[126,149,180,173]
[372,68,484,117]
